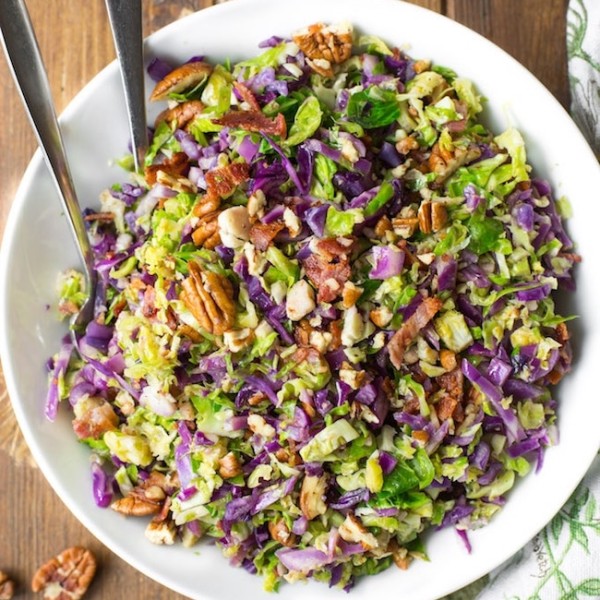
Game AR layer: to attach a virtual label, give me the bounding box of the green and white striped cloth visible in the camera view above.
[450,2,600,598]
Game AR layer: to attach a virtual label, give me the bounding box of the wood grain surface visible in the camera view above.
[0,1,569,598]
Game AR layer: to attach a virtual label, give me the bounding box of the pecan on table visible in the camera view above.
[31,547,96,600]
[0,571,14,600]
[180,262,236,335]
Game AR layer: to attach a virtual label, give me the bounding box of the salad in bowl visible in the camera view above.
[47,20,576,592]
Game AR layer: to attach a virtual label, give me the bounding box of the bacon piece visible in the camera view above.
[233,81,261,111]
[301,237,354,303]
[249,221,285,251]
[315,237,354,260]
[387,297,443,370]
[213,111,287,138]
[436,367,464,421]
[303,254,350,303]
[145,151,190,186]
[205,161,250,199]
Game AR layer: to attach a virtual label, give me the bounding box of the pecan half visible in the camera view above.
[192,210,221,249]
[31,547,96,600]
[338,513,378,551]
[418,201,447,234]
[155,99,206,129]
[180,262,236,335]
[111,495,161,517]
[150,61,213,102]
[268,520,296,547]
[145,151,190,186]
[299,474,328,520]
[218,452,242,479]
[0,571,14,600]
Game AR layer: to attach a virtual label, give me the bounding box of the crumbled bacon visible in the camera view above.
[205,161,250,199]
[328,319,343,350]
[387,297,443,369]
[145,151,190,186]
[303,254,351,303]
[233,81,261,112]
[436,367,464,421]
[249,221,285,251]
[301,237,354,303]
[213,111,287,138]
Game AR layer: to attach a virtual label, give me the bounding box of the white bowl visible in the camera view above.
[2,1,599,599]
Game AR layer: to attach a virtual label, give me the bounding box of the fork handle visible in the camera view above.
[105,0,148,172]
[0,0,94,277]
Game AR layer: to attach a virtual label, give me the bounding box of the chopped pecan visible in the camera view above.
[268,520,296,547]
[388,539,412,570]
[0,571,14,600]
[342,282,362,309]
[396,135,419,155]
[413,59,431,74]
[293,22,353,77]
[150,61,213,102]
[145,151,190,186]
[388,296,443,369]
[218,452,242,479]
[338,513,378,551]
[556,322,570,344]
[180,262,236,335]
[299,474,328,520]
[145,520,177,545]
[249,221,285,251]
[374,215,393,238]
[212,111,287,138]
[192,210,221,249]
[439,349,457,371]
[178,323,204,343]
[294,319,314,347]
[412,429,430,444]
[205,161,250,199]
[428,142,481,183]
[155,99,206,129]
[392,216,419,238]
[31,547,96,600]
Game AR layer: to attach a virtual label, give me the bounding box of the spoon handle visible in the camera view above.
[105,0,148,172]
[0,0,94,277]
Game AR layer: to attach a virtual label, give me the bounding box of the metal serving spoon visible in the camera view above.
[104,0,147,173]
[0,0,97,339]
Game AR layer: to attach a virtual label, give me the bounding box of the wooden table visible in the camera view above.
[0,1,569,598]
